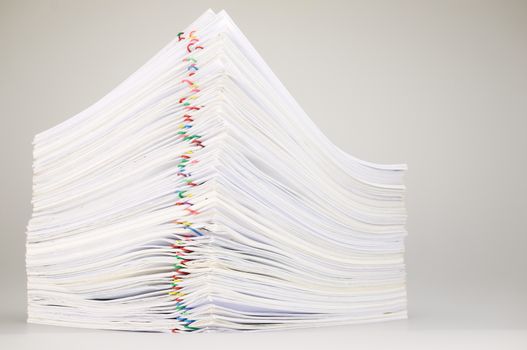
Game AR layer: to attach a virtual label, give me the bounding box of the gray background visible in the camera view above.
[1,0,526,348]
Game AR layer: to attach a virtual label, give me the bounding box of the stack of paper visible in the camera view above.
[26,9,407,332]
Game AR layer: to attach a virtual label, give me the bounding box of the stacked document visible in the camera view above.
[26,9,408,332]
